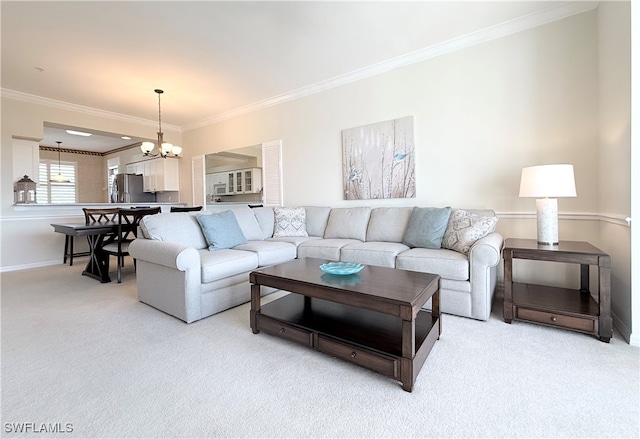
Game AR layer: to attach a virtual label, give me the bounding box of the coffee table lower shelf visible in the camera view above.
[253,293,440,391]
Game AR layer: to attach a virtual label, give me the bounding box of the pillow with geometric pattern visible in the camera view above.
[441,209,498,255]
[273,207,308,237]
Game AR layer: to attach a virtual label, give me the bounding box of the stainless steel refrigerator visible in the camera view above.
[112,173,156,203]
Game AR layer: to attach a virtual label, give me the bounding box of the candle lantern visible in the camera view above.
[14,175,37,204]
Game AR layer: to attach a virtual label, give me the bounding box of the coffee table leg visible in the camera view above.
[401,318,416,392]
[250,283,261,334]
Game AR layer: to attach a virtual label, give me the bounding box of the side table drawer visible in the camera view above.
[257,316,312,346]
[316,335,399,379]
[517,307,596,333]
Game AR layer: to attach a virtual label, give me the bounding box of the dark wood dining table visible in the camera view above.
[51,221,117,283]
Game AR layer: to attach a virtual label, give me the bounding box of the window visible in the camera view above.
[37,159,77,203]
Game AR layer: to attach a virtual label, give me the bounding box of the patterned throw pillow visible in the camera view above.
[273,207,308,237]
[442,209,498,255]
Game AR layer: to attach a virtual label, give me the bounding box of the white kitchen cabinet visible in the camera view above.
[143,160,155,192]
[226,172,235,194]
[242,168,262,194]
[212,173,226,185]
[234,170,244,193]
[126,162,145,175]
[224,168,262,194]
[143,158,179,192]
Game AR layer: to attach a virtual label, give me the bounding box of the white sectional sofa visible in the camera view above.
[129,206,503,324]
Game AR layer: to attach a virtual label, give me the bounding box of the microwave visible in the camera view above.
[214,184,227,195]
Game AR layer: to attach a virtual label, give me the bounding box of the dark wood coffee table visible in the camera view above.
[249,257,441,392]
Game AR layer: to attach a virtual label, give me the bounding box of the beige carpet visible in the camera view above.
[1,261,638,438]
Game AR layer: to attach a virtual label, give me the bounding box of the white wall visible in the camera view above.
[183,12,599,212]
[596,1,633,342]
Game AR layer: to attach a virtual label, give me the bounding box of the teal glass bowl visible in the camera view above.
[319,262,364,275]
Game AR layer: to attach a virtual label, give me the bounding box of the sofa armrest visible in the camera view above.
[468,232,504,269]
[129,239,200,271]
[466,232,504,321]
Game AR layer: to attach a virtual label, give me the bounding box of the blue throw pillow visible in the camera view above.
[403,206,452,249]
[196,211,247,251]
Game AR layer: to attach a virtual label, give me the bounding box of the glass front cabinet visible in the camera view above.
[225,168,262,194]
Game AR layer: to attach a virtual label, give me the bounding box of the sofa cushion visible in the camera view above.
[228,207,264,241]
[268,236,322,249]
[140,212,208,250]
[366,207,413,242]
[252,207,275,240]
[273,207,308,237]
[442,209,499,255]
[324,207,371,241]
[304,206,332,237]
[199,248,259,283]
[298,238,361,261]
[396,248,469,281]
[234,240,296,267]
[341,242,410,268]
[403,206,452,249]
[197,211,247,251]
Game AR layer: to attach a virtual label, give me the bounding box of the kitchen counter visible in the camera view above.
[207,202,263,208]
[12,202,187,214]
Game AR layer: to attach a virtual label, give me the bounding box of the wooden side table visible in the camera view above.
[503,238,612,342]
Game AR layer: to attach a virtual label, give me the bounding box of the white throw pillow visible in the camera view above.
[442,209,498,255]
[273,207,308,237]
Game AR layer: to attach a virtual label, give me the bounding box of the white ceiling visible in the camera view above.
[2,1,585,152]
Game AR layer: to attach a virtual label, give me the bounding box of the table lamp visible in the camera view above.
[519,164,577,245]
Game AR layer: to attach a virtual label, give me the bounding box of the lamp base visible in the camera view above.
[536,198,558,245]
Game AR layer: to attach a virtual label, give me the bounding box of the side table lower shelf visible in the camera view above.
[506,282,604,339]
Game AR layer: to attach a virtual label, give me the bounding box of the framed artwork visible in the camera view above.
[342,116,415,200]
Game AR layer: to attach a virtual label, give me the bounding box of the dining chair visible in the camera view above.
[170,206,203,212]
[102,207,161,283]
[83,207,119,224]
[59,207,119,266]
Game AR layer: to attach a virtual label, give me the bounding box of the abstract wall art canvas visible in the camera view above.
[342,116,415,200]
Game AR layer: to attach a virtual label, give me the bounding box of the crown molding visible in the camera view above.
[0,89,182,132]
[183,0,598,131]
[2,1,597,133]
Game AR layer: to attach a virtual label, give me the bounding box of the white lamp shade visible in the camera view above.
[141,142,154,154]
[171,145,182,156]
[161,142,173,155]
[519,164,577,198]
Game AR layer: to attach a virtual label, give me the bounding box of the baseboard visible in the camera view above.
[0,260,61,273]
[612,310,635,345]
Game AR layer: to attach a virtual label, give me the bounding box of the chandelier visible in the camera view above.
[140,89,182,158]
[50,141,70,182]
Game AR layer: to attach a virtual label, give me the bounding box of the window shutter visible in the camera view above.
[37,162,49,203]
[261,140,282,207]
[36,160,77,204]
[192,155,206,207]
